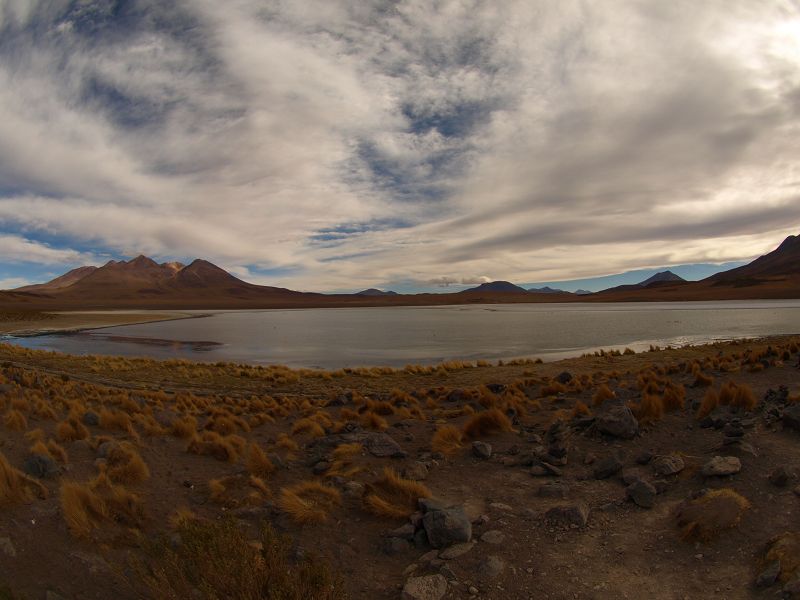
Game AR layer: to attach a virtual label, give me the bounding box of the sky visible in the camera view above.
[0,0,799,293]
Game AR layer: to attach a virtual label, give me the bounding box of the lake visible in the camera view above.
[6,301,800,369]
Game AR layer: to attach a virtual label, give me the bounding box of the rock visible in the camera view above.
[596,406,639,439]
[545,504,589,528]
[635,451,654,465]
[380,537,411,555]
[652,455,685,476]
[357,433,406,458]
[343,481,364,499]
[23,453,59,479]
[446,389,469,403]
[769,467,792,487]
[403,462,429,481]
[626,479,657,508]
[701,456,741,477]
[312,461,329,475]
[621,468,647,485]
[402,574,448,600]
[45,593,68,600]
[82,411,100,426]
[423,506,473,549]
[593,454,624,479]
[480,530,505,544]
[478,555,506,580]
[530,461,562,477]
[389,523,416,541]
[413,529,430,549]
[419,498,449,513]
[0,537,16,557]
[555,371,573,384]
[538,482,570,498]
[783,405,800,431]
[438,542,474,559]
[755,560,781,588]
[471,441,492,460]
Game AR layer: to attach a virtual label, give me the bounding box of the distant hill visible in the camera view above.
[356,288,398,296]
[527,286,566,294]
[16,265,98,292]
[574,289,593,296]
[460,281,528,293]
[638,271,686,287]
[707,234,800,286]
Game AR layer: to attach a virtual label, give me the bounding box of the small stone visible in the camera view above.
[538,482,570,498]
[312,461,329,475]
[530,461,562,477]
[471,441,492,460]
[402,574,448,600]
[438,542,474,559]
[595,405,639,439]
[593,454,623,479]
[389,523,416,541]
[403,462,429,481]
[423,506,472,548]
[489,502,513,512]
[469,586,479,595]
[82,411,99,426]
[635,451,654,465]
[626,479,657,508]
[652,454,685,476]
[480,530,505,544]
[621,468,647,485]
[380,537,412,555]
[23,453,59,479]
[0,537,16,557]
[769,467,791,487]
[478,555,506,580]
[755,560,781,588]
[701,456,741,477]
[545,504,589,528]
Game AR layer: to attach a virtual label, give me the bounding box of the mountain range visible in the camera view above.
[2,234,799,309]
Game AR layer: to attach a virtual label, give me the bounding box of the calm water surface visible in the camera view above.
[7,301,800,368]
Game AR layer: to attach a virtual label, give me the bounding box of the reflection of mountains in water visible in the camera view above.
[78,332,222,352]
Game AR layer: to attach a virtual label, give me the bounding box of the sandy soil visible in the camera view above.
[0,338,799,599]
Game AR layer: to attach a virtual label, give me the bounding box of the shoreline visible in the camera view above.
[0,310,204,337]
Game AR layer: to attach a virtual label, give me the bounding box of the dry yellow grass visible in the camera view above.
[55,417,90,442]
[246,443,275,477]
[291,418,326,438]
[170,415,197,439]
[187,431,246,463]
[362,468,432,519]
[0,452,48,505]
[592,384,616,406]
[105,442,150,484]
[3,409,27,431]
[278,482,341,524]
[60,473,144,538]
[463,408,514,439]
[431,425,464,455]
[675,488,750,542]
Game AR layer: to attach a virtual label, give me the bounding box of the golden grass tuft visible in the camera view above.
[540,381,567,397]
[571,400,591,418]
[696,388,720,419]
[362,468,432,519]
[431,425,464,455]
[592,384,616,407]
[170,415,197,439]
[3,409,27,432]
[278,482,342,524]
[462,408,514,440]
[331,442,363,460]
[187,431,246,463]
[105,442,150,484]
[168,506,196,529]
[291,418,326,438]
[359,411,388,431]
[692,372,714,387]
[60,473,144,538]
[55,417,89,442]
[0,452,48,505]
[764,533,800,583]
[675,488,749,542]
[246,443,276,477]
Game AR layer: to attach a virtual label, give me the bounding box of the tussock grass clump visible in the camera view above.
[55,417,89,442]
[431,425,464,455]
[764,533,800,584]
[60,473,143,538]
[187,431,246,462]
[3,409,27,432]
[98,408,132,432]
[571,401,591,418]
[592,384,616,407]
[362,468,432,519]
[170,415,197,439]
[719,381,757,411]
[278,482,341,524]
[291,418,326,438]
[0,452,48,505]
[696,389,720,419]
[247,443,276,477]
[463,408,514,440]
[105,442,150,484]
[359,411,388,431]
[675,488,750,542]
[540,381,567,397]
[331,443,362,460]
[140,519,347,600]
[692,371,714,388]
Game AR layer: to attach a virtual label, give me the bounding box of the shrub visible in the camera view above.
[431,425,464,455]
[540,381,567,397]
[362,468,431,519]
[675,488,749,542]
[462,408,514,440]
[140,519,347,599]
[278,482,341,524]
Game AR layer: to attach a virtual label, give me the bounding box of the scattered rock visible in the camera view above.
[471,441,492,460]
[595,406,639,439]
[755,560,781,588]
[478,555,506,580]
[701,456,741,477]
[23,453,59,479]
[0,537,16,557]
[593,454,624,479]
[538,482,570,498]
[389,523,416,541]
[530,462,562,477]
[438,542,474,559]
[480,530,505,544]
[555,371,573,384]
[402,574,448,600]
[423,506,473,549]
[403,462,429,481]
[652,454,685,476]
[626,479,657,508]
[545,504,589,528]
[312,461,329,475]
[82,411,99,426]
[635,451,654,465]
[769,467,792,487]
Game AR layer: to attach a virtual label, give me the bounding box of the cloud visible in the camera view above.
[0,1,799,291]
[0,234,95,265]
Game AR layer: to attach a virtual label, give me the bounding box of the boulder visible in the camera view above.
[593,454,623,479]
[23,453,59,479]
[701,456,741,477]
[626,479,657,508]
[422,506,472,549]
[595,406,639,439]
[652,455,685,476]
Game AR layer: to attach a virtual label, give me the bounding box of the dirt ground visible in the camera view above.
[0,337,799,600]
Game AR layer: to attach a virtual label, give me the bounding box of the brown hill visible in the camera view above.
[15,265,98,292]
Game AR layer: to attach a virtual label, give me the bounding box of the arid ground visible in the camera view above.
[1,335,800,599]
